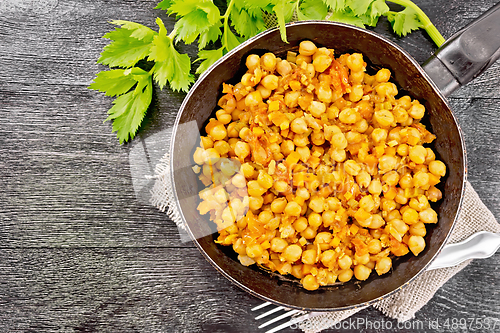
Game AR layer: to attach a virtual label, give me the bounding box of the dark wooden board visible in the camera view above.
[1,0,499,332]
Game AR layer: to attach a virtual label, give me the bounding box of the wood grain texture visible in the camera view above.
[1,0,499,332]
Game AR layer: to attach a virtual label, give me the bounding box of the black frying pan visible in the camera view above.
[170,3,500,311]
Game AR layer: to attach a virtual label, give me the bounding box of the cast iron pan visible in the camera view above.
[170,3,500,311]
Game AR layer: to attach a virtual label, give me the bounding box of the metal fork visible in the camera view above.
[252,231,500,332]
[251,302,324,333]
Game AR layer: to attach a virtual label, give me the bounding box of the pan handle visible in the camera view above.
[422,2,500,97]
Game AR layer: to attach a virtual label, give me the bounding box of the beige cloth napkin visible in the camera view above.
[150,146,500,332]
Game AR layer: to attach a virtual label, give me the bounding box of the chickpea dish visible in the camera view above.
[192,40,445,291]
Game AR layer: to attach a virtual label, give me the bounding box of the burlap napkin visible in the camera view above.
[149,142,500,332]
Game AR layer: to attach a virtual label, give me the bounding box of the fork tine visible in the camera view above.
[258,309,301,328]
[264,313,311,333]
[251,301,272,311]
[254,306,285,320]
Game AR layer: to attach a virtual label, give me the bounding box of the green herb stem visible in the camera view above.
[387,0,445,46]
[222,0,236,49]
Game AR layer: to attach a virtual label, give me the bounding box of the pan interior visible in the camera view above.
[171,22,465,311]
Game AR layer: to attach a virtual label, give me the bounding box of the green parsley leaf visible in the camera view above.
[110,20,156,40]
[98,22,155,68]
[242,0,275,12]
[168,0,220,23]
[196,47,225,74]
[328,9,366,28]
[230,4,267,39]
[198,23,223,50]
[149,18,194,92]
[297,0,329,20]
[104,68,153,144]
[321,0,346,12]
[362,0,389,26]
[346,0,373,17]
[273,0,294,43]
[222,25,243,52]
[168,0,220,44]
[89,69,137,97]
[174,11,212,44]
[155,0,174,10]
[388,7,423,37]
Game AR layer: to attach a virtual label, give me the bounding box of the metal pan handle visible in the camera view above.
[422,2,500,97]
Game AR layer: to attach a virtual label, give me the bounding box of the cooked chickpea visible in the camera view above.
[299,40,317,56]
[271,198,287,213]
[409,221,426,237]
[344,160,361,176]
[402,208,419,224]
[234,141,250,159]
[246,54,260,71]
[301,226,317,239]
[419,207,438,223]
[346,53,364,72]
[359,195,375,212]
[408,235,426,256]
[338,268,354,282]
[375,257,392,275]
[391,218,409,235]
[282,244,302,262]
[257,171,274,189]
[349,85,364,102]
[354,252,370,265]
[369,214,385,229]
[379,155,397,173]
[296,54,311,65]
[429,160,446,177]
[375,68,391,82]
[371,128,388,143]
[339,108,359,124]
[413,171,430,188]
[274,180,289,193]
[247,180,266,197]
[409,145,427,164]
[261,74,279,90]
[354,264,372,281]
[309,196,325,214]
[210,124,227,141]
[409,103,425,119]
[368,179,383,195]
[426,186,442,202]
[368,239,382,254]
[399,173,412,189]
[302,274,319,291]
[373,110,395,127]
[284,201,302,216]
[261,53,277,71]
[245,90,262,107]
[356,170,371,188]
[301,249,317,265]
[320,250,336,266]
[338,255,353,270]
[313,54,332,72]
[270,237,288,253]
[309,101,326,117]
[246,244,264,258]
[276,59,292,76]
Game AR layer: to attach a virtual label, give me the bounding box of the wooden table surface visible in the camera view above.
[1,0,499,332]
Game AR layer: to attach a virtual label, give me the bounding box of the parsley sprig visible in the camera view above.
[90,18,193,143]
[91,0,445,144]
